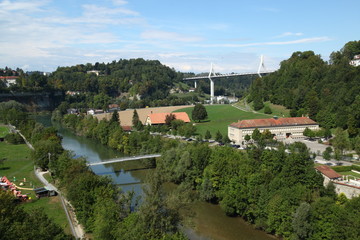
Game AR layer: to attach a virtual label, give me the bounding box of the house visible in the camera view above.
[228,116,319,144]
[350,54,360,67]
[108,104,120,112]
[0,76,18,87]
[121,126,132,132]
[145,112,191,125]
[86,70,100,76]
[315,165,342,184]
[87,109,104,115]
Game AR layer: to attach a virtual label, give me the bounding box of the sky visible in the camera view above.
[0,0,359,73]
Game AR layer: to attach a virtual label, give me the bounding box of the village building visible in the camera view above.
[145,112,190,125]
[87,109,104,115]
[350,54,360,67]
[228,116,319,144]
[0,76,18,87]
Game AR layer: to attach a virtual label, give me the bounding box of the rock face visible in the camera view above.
[0,91,64,111]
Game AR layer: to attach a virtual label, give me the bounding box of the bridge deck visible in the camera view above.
[87,154,162,166]
[183,71,274,80]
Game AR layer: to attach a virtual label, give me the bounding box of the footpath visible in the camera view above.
[9,125,85,239]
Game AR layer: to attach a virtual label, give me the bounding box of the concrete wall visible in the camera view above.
[322,176,360,199]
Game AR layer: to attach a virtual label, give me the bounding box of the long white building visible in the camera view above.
[228,117,319,144]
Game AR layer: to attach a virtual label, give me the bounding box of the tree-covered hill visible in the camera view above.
[248,41,360,136]
[49,58,183,100]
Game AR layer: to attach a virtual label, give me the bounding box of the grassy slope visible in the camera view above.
[0,125,9,138]
[174,104,271,137]
[0,142,70,233]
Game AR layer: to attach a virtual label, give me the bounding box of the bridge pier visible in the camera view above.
[194,80,197,89]
[209,77,214,104]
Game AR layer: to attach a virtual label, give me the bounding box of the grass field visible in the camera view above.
[21,196,71,234]
[174,104,272,137]
[233,99,290,117]
[0,142,70,233]
[337,171,360,179]
[0,125,10,138]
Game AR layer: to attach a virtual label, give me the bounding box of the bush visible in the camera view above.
[4,133,24,144]
[264,106,272,114]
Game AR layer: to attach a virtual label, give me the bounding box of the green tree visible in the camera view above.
[332,128,350,156]
[204,130,212,140]
[110,110,119,124]
[323,147,333,160]
[244,134,251,142]
[132,109,143,130]
[251,128,262,142]
[292,202,311,240]
[192,104,208,122]
[215,130,223,142]
[264,105,272,114]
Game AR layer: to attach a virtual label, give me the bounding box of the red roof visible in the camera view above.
[0,76,18,79]
[121,126,132,131]
[229,117,317,129]
[315,165,341,179]
[147,112,190,124]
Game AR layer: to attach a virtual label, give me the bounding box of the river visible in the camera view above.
[38,115,274,240]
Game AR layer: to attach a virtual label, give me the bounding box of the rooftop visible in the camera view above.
[315,165,342,179]
[229,117,317,129]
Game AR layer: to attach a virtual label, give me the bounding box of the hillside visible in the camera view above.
[248,40,360,136]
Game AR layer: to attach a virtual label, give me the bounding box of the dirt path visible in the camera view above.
[95,105,193,126]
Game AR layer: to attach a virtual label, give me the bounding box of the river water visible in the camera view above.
[38,115,274,240]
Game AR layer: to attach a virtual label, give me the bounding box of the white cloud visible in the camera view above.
[275,32,304,38]
[141,30,203,42]
[194,37,331,48]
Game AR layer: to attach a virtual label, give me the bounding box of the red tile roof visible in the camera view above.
[315,165,341,179]
[229,117,317,129]
[147,112,190,124]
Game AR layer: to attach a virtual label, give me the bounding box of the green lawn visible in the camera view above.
[233,100,290,117]
[174,104,272,137]
[0,125,10,138]
[337,171,360,179]
[21,196,71,235]
[0,142,41,195]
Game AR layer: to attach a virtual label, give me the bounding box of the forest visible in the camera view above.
[248,41,360,136]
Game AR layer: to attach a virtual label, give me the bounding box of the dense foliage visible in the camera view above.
[248,41,360,136]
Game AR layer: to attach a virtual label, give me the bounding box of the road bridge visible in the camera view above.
[183,55,275,103]
[87,154,162,166]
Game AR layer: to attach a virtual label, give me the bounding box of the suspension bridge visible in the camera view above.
[183,55,275,103]
[87,154,162,166]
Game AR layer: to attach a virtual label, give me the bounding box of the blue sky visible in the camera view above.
[0,0,359,73]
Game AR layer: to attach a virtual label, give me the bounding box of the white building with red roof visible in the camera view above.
[145,112,190,125]
[228,116,319,144]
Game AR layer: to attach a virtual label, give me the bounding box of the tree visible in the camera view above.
[264,105,272,114]
[332,128,350,156]
[303,127,315,139]
[204,130,212,140]
[292,202,311,240]
[251,128,262,142]
[222,135,231,144]
[110,110,119,124]
[323,147,333,160]
[192,104,208,122]
[132,109,142,130]
[244,134,251,142]
[215,130,223,142]
[165,113,176,126]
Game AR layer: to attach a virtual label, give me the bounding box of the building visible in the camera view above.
[0,76,18,87]
[228,116,319,144]
[87,70,100,76]
[145,112,190,125]
[350,54,360,67]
